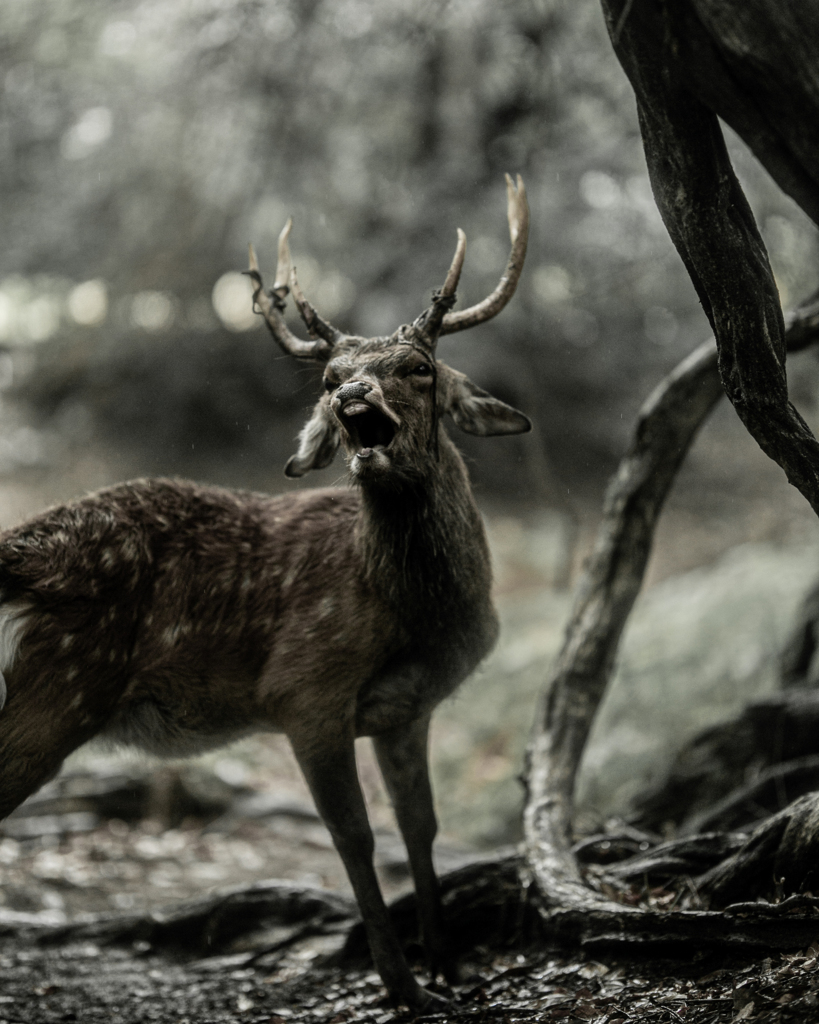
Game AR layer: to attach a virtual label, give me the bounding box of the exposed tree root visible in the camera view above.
[0,880,355,953]
[522,294,819,950]
[603,832,748,882]
[633,692,819,834]
[5,847,819,968]
[696,792,819,907]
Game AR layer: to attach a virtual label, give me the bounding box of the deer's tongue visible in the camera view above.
[342,401,370,417]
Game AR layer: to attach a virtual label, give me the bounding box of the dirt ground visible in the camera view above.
[2,765,819,1023]
[4,907,819,1023]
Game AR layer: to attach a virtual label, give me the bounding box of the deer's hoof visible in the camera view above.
[437,957,463,987]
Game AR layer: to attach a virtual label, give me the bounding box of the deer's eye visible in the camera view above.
[411,363,432,377]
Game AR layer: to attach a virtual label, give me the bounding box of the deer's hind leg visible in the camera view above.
[0,649,128,821]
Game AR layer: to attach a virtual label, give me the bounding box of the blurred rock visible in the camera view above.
[579,542,819,817]
[432,539,819,846]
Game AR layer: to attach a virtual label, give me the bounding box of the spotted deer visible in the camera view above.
[0,175,530,1010]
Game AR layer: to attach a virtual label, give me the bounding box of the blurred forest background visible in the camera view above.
[2,0,819,861]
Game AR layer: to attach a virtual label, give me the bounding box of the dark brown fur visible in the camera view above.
[0,461,492,789]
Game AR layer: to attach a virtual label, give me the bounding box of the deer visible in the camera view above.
[0,174,530,1011]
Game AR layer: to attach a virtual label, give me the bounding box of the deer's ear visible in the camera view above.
[284,402,341,477]
[447,371,531,437]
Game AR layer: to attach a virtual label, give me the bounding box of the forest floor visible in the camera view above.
[4,815,818,1024]
[2,786,819,1023]
[6,928,819,1024]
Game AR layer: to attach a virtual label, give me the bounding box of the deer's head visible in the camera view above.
[247,175,531,486]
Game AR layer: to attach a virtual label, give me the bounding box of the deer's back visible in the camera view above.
[0,479,383,755]
[0,477,360,612]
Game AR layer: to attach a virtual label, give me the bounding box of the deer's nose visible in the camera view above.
[335,381,372,405]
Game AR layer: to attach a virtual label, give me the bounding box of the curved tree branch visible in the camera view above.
[622,0,819,228]
[523,339,724,896]
[523,299,819,940]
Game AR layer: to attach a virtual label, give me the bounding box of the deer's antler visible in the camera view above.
[247,219,341,361]
[288,264,341,347]
[439,173,529,336]
[410,228,467,344]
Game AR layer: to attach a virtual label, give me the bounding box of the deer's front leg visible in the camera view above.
[373,715,456,984]
[289,726,442,1011]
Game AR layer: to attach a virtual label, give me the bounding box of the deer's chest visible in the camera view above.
[353,601,499,736]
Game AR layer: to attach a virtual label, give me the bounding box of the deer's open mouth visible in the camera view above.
[340,401,396,452]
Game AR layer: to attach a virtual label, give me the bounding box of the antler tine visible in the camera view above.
[272,217,293,296]
[288,264,342,346]
[439,173,529,336]
[409,228,467,345]
[245,221,335,362]
[441,228,467,298]
[268,217,341,346]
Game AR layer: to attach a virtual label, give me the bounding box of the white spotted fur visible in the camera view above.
[0,601,30,711]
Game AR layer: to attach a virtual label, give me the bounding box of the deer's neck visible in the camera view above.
[354,434,491,615]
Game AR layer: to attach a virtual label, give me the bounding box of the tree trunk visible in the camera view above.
[600,0,819,516]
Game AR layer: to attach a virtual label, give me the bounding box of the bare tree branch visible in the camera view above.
[599,0,819,516]
[521,0,819,942]
[522,300,819,941]
[523,338,725,896]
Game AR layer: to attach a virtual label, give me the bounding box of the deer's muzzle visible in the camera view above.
[338,400,397,452]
